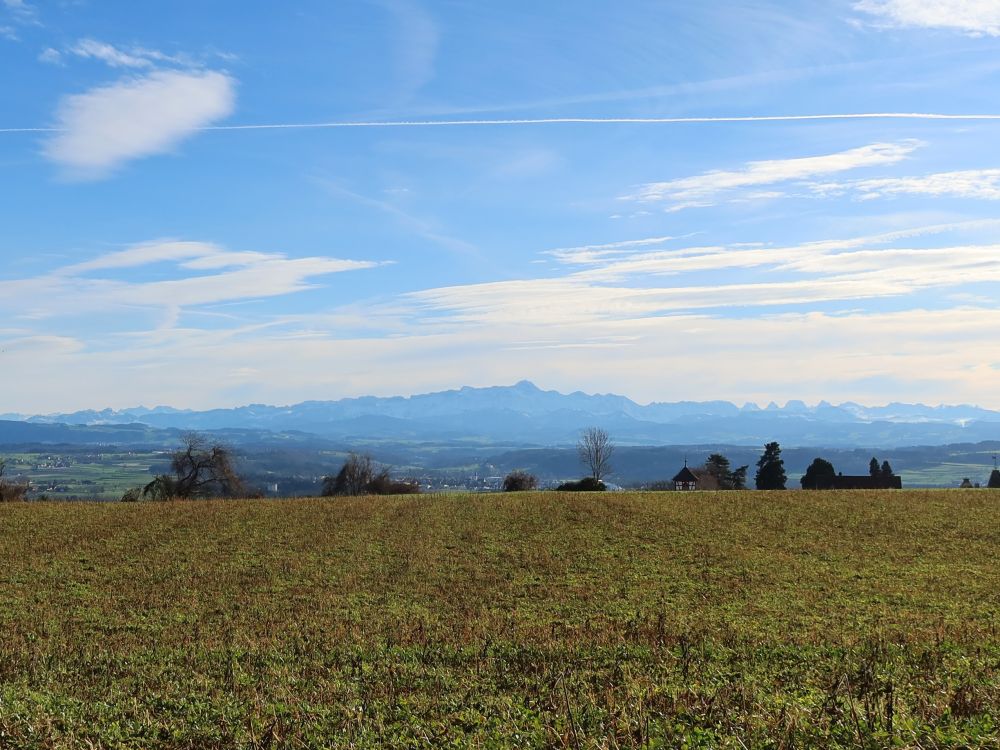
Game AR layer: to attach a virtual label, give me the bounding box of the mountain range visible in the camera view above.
[4,381,1000,449]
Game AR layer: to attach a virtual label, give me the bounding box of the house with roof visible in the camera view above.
[672,463,699,491]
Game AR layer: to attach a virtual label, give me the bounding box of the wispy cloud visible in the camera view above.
[2,0,36,23]
[545,237,680,265]
[43,70,236,178]
[8,303,997,412]
[376,0,439,100]
[811,168,1000,201]
[1,0,36,36]
[71,38,155,67]
[855,0,1000,36]
[316,179,484,261]
[40,38,193,69]
[0,240,383,319]
[624,142,920,211]
[404,223,1000,326]
[3,228,1000,411]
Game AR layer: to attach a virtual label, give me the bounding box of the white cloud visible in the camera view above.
[0,241,383,318]
[856,0,1000,36]
[403,224,1000,327]
[37,47,61,62]
[545,236,679,265]
[3,228,1000,412]
[811,168,1000,201]
[55,38,190,68]
[5,304,999,413]
[625,141,919,210]
[69,38,155,68]
[43,70,236,177]
[64,241,281,274]
[2,0,35,22]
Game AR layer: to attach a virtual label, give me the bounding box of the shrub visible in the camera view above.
[0,460,28,503]
[503,470,538,492]
[323,454,420,496]
[0,480,27,503]
[556,477,606,492]
[366,471,421,495]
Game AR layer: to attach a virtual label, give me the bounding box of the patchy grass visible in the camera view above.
[0,490,998,748]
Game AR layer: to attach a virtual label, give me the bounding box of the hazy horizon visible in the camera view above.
[4,1,1000,413]
[7,379,1000,418]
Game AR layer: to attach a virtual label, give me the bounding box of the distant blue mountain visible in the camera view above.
[6,380,1000,448]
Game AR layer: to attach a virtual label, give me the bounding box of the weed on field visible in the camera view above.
[0,491,998,748]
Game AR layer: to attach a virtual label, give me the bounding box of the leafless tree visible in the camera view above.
[577,427,614,481]
[323,453,376,496]
[143,433,247,500]
[322,453,420,496]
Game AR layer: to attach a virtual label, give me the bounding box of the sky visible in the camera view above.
[2,0,1000,413]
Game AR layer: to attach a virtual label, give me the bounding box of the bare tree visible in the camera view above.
[322,453,420,496]
[322,453,376,496]
[143,433,247,500]
[578,427,614,481]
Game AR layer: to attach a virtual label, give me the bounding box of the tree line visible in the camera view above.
[6,428,1000,502]
[118,434,424,501]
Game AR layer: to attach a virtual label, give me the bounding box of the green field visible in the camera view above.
[1,491,998,748]
[2,451,163,500]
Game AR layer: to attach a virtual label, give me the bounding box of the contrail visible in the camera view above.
[5,112,1000,134]
[202,113,1000,130]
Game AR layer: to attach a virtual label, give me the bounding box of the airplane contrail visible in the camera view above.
[4,112,1000,134]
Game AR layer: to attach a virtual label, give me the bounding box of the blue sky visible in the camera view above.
[3,0,1000,412]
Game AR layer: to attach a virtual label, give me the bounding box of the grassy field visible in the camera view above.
[0,491,998,748]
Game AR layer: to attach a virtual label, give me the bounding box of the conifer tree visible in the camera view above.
[755,442,787,490]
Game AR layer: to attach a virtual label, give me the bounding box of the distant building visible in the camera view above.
[960,478,974,489]
[830,474,903,490]
[672,464,699,491]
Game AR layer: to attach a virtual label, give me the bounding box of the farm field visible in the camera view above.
[1,450,164,500]
[0,491,998,748]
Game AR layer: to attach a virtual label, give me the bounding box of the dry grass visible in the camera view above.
[0,490,998,747]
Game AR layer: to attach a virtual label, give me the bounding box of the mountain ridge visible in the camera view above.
[4,381,1000,449]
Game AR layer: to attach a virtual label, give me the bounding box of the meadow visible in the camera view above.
[0,490,998,748]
